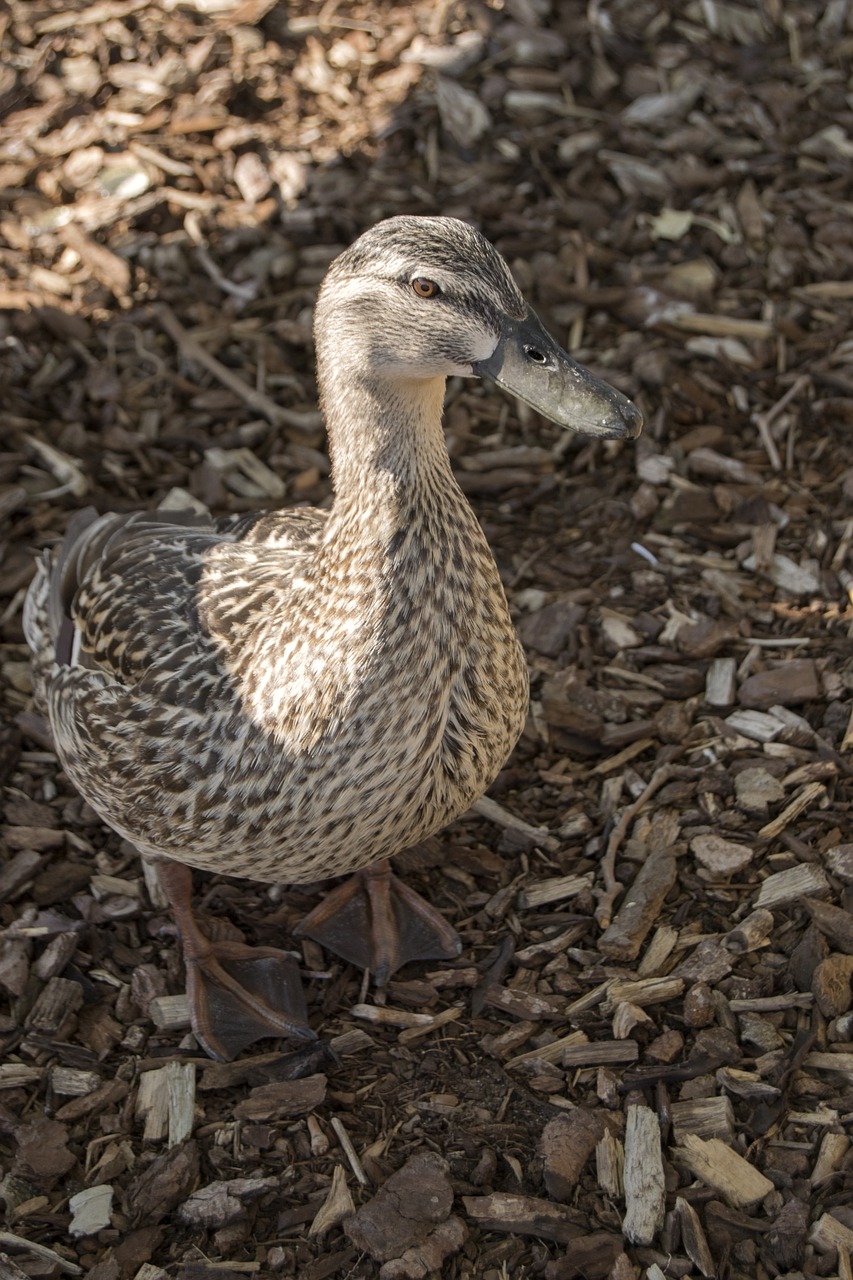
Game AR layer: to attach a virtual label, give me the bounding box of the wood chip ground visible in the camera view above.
[2,1,853,1278]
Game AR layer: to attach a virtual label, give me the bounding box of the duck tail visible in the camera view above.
[22,551,53,715]
[23,507,115,710]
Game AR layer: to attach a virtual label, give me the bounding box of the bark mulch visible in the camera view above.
[2,1,853,1277]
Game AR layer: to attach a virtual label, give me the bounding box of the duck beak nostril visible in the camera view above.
[473,308,643,441]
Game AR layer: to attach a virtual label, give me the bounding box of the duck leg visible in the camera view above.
[157,861,315,1062]
[294,859,462,985]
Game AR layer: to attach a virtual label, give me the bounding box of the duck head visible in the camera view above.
[315,215,642,441]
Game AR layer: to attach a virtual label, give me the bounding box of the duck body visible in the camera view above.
[37,459,527,884]
[26,216,641,1058]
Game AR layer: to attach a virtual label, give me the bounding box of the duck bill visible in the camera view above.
[472,308,643,440]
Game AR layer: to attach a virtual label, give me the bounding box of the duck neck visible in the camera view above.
[323,369,457,526]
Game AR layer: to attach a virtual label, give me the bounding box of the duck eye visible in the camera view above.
[411,277,441,299]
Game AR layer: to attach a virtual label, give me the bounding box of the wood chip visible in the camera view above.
[758,781,827,839]
[0,1233,82,1276]
[398,1005,462,1044]
[562,1040,639,1068]
[136,1061,195,1145]
[539,1111,606,1201]
[517,873,594,909]
[622,1105,665,1246]
[691,833,754,876]
[811,1132,849,1187]
[671,1096,736,1145]
[603,976,684,1012]
[676,1134,773,1208]
[330,1116,369,1187]
[595,1129,624,1198]
[755,862,831,908]
[809,1211,853,1255]
[24,975,83,1033]
[725,709,786,742]
[598,843,679,961]
[309,1165,354,1237]
[233,1075,326,1121]
[705,657,737,708]
[5,9,853,1277]
[675,1195,715,1278]
[724,909,775,954]
[739,659,820,710]
[148,994,192,1031]
[68,1185,113,1238]
[461,1193,583,1244]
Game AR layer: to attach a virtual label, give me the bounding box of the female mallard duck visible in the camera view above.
[25,216,642,1061]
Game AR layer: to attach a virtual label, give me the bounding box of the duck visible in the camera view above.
[24,216,642,1061]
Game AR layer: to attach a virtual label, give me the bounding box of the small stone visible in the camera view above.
[812,954,853,1018]
[734,767,785,816]
[683,982,716,1028]
[654,699,694,743]
[233,151,272,203]
[645,1029,684,1063]
[691,834,753,876]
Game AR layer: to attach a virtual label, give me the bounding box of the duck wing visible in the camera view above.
[51,506,324,686]
[24,505,327,855]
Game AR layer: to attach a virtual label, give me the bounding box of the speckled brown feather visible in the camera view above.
[25,217,531,886]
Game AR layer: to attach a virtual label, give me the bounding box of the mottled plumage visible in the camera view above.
[27,477,526,880]
[25,216,641,1058]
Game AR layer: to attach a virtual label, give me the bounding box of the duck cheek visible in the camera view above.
[435,333,500,381]
[383,354,478,381]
